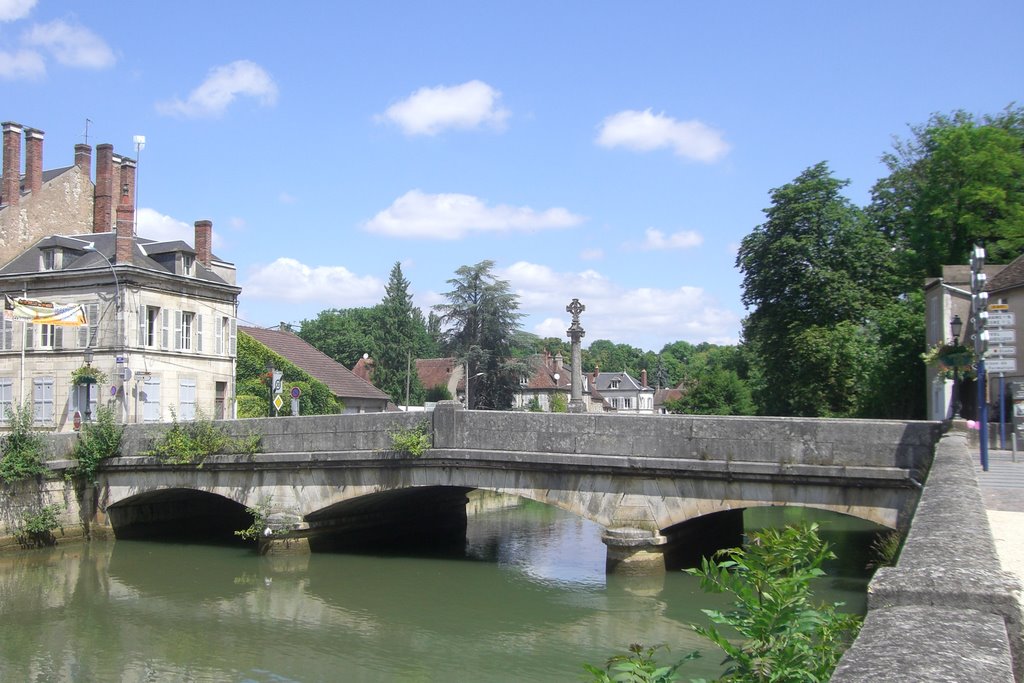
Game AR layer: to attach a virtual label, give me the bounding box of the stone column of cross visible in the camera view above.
[566,298,586,413]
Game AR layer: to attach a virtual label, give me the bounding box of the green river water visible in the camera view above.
[0,501,879,682]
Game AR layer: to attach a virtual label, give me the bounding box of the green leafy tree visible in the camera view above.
[434,260,525,410]
[871,105,1024,282]
[665,367,755,416]
[737,162,897,417]
[298,307,380,369]
[372,262,427,405]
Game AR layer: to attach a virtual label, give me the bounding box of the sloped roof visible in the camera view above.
[239,326,391,402]
[416,358,457,390]
[0,231,232,285]
[986,253,1024,294]
[593,371,650,392]
[522,352,571,391]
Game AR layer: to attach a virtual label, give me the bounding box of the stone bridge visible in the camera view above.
[93,402,938,573]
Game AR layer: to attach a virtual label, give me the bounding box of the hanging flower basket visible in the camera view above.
[71,365,108,386]
[938,351,974,369]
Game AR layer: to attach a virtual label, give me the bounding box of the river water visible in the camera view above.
[0,499,879,682]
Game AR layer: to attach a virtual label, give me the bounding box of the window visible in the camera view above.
[182,255,194,276]
[41,249,58,271]
[78,302,99,348]
[610,379,620,389]
[176,311,195,350]
[69,383,98,422]
[216,316,225,354]
[0,316,13,351]
[623,397,632,410]
[0,378,11,421]
[179,379,196,420]
[142,377,161,422]
[33,377,54,424]
[37,324,61,350]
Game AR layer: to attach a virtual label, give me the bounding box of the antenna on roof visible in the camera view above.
[83,118,92,144]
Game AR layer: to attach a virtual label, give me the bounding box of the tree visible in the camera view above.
[871,106,1024,282]
[434,260,525,410]
[664,366,755,416]
[298,307,380,369]
[737,162,898,416]
[372,262,426,406]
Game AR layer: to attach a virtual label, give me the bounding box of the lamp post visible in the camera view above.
[950,314,964,419]
[83,348,94,422]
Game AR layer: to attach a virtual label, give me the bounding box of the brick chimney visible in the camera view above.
[592,365,599,382]
[641,369,648,388]
[2,121,22,207]
[115,204,133,264]
[119,156,136,216]
[554,352,564,372]
[74,144,92,179]
[194,220,212,267]
[23,127,43,195]
[93,143,114,233]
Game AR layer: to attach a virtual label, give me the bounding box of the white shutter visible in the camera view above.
[229,318,236,356]
[161,309,170,349]
[215,317,223,355]
[25,324,33,349]
[142,377,161,422]
[196,315,203,353]
[138,305,146,346]
[54,327,63,350]
[174,311,182,350]
[1,318,10,350]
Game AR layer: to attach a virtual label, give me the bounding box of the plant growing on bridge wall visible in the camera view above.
[145,409,261,465]
[584,643,698,682]
[15,503,64,548]
[585,523,862,683]
[235,497,274,541]
[0,402,47,484]
[68,406,123,484]
[389,420,431,457]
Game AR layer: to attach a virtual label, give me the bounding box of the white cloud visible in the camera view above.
[579,247,604,261]
[596,109,729,163]
[0,48,43,79]
[363,189,584,239]
[639,228,703,250]
[501,261,740,347]
[378,80,509,135]
[0,0,35,22]
[157,60,278,119]
[241,258,382,305]
[22,20,115,69]
[137,208,224,250]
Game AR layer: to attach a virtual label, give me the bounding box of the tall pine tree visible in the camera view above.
[372,262,426,406]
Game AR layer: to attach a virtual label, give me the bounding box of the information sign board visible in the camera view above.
[989,345,1016,357]
[987,358,1018,373]
[989,312,1015,327]
[989,328,1017,343]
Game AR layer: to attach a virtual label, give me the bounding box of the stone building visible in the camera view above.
[0,120,239,430]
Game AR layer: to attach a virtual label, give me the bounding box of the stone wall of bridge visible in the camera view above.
[832,433,1023,682]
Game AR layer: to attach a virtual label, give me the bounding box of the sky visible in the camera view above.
[0,1,1021,352]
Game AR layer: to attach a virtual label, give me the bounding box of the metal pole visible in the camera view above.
[999,374,1006,450]
[979,359,989,471]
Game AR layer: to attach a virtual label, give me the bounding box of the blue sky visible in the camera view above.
[1,0,1021,351]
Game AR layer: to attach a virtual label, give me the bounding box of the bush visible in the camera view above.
[68,406,123,484]
[16,503,64,547]
[236,394,269,419]
[145,409,261,465]
[235,497,274,541]
[389,420,431,457]
[585,523,862,683]
[0,402,47,484]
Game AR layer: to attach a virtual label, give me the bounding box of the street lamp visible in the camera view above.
[83,348,94,422]
[950,314,964,418]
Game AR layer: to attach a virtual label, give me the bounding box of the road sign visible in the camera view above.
[989,312,1015,327]
[989,303,1010,311]
[988,345,1017,357]
[987,358,1018,373]
[291,386,301,399]
[273,394,284,411]
[988,328,1017,343]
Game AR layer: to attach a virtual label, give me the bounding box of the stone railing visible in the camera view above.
[832,432,1023,682]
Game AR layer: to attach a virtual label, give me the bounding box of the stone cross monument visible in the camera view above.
[566,298,586,413]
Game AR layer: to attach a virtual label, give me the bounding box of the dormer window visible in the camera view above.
[182,254,194,276]
[41,249,58,271]
[610,379,620,389]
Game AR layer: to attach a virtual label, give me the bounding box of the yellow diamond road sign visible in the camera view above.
[273,395,284,411]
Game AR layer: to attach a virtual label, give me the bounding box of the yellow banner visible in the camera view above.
[4,295,87,326]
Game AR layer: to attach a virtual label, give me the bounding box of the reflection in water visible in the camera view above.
[0,501,878,682]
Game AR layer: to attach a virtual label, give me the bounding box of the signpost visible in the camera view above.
[986,308,1017,449]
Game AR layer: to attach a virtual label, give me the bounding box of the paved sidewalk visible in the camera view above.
[976,449,1024,609]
